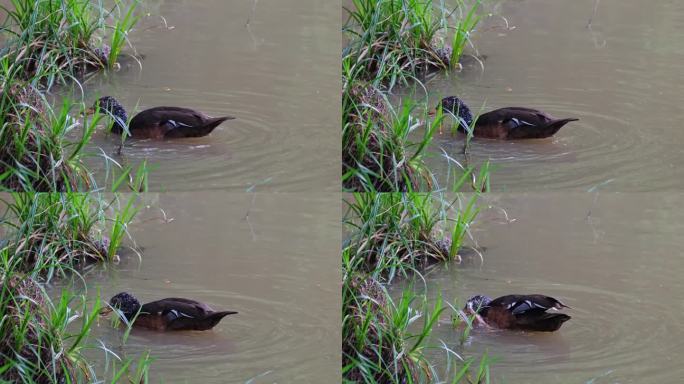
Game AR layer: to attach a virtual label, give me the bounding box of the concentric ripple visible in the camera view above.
[74,0,337,191]
[418,0,684,191]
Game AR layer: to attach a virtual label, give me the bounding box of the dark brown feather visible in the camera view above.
[472,107,578,140]
[134,297,237,331]
[479,294,571,332]
[128,107,234,139]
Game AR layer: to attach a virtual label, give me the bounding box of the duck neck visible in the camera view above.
[107,105,128,134]
[122,303,141,320]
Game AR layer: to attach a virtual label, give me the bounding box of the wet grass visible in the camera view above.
[0,2,149,382]
[0,192,151,383]
[342,191,490,383]
[0,1,147,191]
[0,0,139,85]
[342,0,484,192]
[0,193,139,278]
[342,86,443,191]
[343,0,482,85]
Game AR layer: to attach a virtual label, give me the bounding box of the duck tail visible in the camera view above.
[544,118,579,136]
[166,116,235,138]
[530,313,571,332]
[196,116,236,137]
[204,310,238,328]
[212,310,239,320]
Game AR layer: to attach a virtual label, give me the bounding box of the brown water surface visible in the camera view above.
[397,193,684,383]
[65,193,339,383]
[79,0,339,191]
[418,0,684,191]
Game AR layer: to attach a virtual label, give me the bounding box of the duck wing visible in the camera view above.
[140,298,237,331]
[479,107,577,139]
[490,294,570,316]
[130,107,234,138]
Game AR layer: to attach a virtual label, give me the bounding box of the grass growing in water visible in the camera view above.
[0,192,138,278]
[342,0,484,191]
[0,192,151,382]
[0,0,140,85]
[342,192,490,382]
[343,0,482,85]
[342,86,443,191]
[0,0,147,192]
[0,276,153,383]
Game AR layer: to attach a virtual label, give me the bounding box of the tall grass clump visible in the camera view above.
[342,192,489,383]
[0,1,146,192]
[0,80,101,191]
[342,86,442,191]
[0,0,140,86]
[342,1,483,191]
[0,192,151,383]
[0,192,139,279]
[0,275,153,383]
[343,0,482,85]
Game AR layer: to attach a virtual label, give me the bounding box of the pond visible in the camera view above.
[65,193,340,383]
[417,0,684,191]
[396,193,684,383]
[80,0,339,192]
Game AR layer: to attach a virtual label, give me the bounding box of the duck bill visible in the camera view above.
[82,107,96,117]
[99,306,113,316]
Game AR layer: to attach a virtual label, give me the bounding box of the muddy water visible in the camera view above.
[419,0,684,191]
[398,193,684,383]
[73,193,339,383]
[81,0,339,191]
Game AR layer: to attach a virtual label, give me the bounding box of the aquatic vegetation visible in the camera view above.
[0,275,153,383]
[0,2,147,192]
[0,193,151,383]
[343,0,482,85]
[342,86,442,191]
[0,0,140,85]
[0,82,100,191]
[342,0,484,191]
[342,192,490,382]
[0,193,139,279]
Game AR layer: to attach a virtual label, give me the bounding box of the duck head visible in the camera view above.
[438,96,473,131]
[106,292,141,320]
[464,294,492,315]
[89,96,128,134]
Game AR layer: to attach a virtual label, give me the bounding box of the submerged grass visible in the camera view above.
[342,0,484,192]
[342,191,490,383]
[0,192,151,383]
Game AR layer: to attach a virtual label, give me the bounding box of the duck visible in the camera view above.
[88,96,235,139]
[102,292,237,331]
[432,96,578,139]
[464,294,571,332]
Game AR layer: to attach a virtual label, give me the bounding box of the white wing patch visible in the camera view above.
[169,309,194,319]
[511,118,535,127]
[167,120,192,128]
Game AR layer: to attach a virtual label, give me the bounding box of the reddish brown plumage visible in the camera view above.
[474,107,578,140]
[436,96,578,140]
[107,292,237,332]
[465,294,571,332]
[128,107,234,139]
[92,97,235,139]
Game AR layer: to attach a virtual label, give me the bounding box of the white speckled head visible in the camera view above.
[464,294,492,315]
